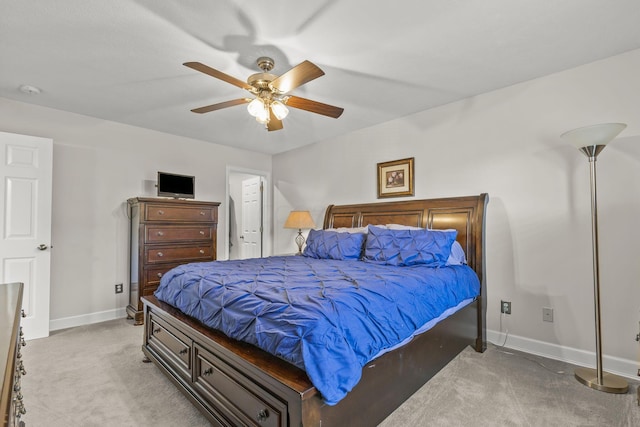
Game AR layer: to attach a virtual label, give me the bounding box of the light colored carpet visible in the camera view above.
[380,344,639,427]
[22,318,210,426]
[21,318,640,426]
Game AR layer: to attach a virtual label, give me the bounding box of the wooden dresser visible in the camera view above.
[1,282,26,427]
[126,198,220,325]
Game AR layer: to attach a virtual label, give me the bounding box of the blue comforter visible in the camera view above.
[154,256,480,405]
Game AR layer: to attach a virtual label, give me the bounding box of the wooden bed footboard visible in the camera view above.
[141,193,488,426]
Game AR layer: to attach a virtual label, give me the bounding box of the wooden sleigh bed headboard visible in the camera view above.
[324,194,487,271]
[141,193,489,427]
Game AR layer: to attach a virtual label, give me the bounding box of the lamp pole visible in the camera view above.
[584,146,604,386]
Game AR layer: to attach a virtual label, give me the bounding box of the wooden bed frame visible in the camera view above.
[141,193,488,426]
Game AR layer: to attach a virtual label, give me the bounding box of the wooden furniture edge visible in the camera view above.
[1,283,24,427]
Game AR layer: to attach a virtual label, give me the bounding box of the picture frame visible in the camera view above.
[377,157,414,198]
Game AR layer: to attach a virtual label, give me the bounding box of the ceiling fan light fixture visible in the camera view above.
[271,100,289,120]
[255,104,270,124]
[255,114,269,125]
[247,97,265,117]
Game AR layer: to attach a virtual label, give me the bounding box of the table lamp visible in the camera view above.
[284,210,316,255]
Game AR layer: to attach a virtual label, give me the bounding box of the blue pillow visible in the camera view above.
[303,229,366,260]
[363,225,457,267]
[385,224,466,265]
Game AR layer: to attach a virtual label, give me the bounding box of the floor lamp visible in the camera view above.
[561,122,629,394]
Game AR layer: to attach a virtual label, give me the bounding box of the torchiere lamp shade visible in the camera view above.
[560,123,626,151]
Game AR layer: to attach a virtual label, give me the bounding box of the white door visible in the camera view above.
[0,131,52,340]
[241,176,263,259]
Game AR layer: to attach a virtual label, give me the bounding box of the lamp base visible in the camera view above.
[574,367,628,394]
[294,230,305,256]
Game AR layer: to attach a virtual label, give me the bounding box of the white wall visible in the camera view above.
[273,49,640,375]
[0,97,271,328]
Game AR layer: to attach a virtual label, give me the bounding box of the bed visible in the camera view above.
[141,193,488,426]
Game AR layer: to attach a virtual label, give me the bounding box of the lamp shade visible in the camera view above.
[284,211,316,229]
[271,100,289,120]
[560,123,626,150]
[247,98,265,117]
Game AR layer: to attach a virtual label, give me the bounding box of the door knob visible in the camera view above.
[37,244,48,251]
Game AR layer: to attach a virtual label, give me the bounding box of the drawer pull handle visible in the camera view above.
[153,328,161,334]
[199,211,205,216]
[157,252,163,257]
[157,272,163,278]
[203,367,213,376]
[257,409,269,422]
[199,249,204,254]
[199,230,205,235]
[179,348,188,355]
[157,210,164,215]
[157,231,164,236]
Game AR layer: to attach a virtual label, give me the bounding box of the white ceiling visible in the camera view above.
[2,1,640,155]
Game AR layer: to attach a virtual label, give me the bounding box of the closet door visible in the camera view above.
[241,176,263,259]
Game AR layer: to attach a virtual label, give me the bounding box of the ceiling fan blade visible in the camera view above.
[190,98,250,114]
[285,96,344,118]
[267,109,284,131]
[184,62,253,91]
[270,60,325,94]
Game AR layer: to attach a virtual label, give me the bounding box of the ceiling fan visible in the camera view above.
[184,57,344,131]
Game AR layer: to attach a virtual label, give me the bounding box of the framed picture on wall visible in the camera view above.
[377,157,414,198]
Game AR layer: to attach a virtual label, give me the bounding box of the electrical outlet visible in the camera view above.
[501,300,511,315]
[115,283,123,294]
[542,307,554,322]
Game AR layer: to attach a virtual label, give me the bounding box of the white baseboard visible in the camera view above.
[488,329,639,381]
[49,307,127,331]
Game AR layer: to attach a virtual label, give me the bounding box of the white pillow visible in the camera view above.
[385,224,422,230]
[325,226,369,234]
[447,241,467,265]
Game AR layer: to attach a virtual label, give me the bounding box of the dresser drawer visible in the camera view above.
[145,265,180,286]
[144,205,217,223]
[142,264,183,296]
[194,344,287,427]
[145,245,213,264]
[141,283,160,297]
[147,313,191,380]
[145,225,214,243]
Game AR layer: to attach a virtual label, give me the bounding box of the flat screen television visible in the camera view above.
[157,171,195,199]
